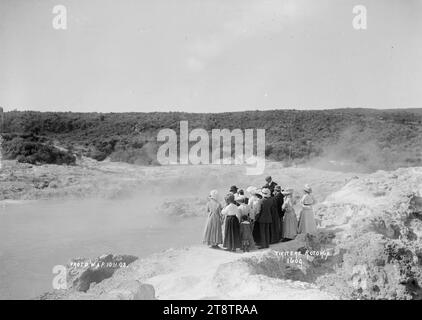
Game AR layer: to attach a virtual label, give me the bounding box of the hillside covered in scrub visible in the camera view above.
[1,108,422,171]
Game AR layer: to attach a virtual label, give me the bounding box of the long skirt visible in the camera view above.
[223,216,241,250]
[253,222,271,248]
[298,207,317,234]
[252,220,261,244]
[278,215,284,240]
[203,212,223,246]
[282,210,298,240]
[270,211,281,244]
[260,223,271,248]
[239,224,256,251]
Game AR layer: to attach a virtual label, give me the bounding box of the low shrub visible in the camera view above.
[2,134,76,165]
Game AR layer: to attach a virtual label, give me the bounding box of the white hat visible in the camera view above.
[209,190,219,200]
[246,186,255,193]
[261,188,271,198]
[246,186,258,195]
[304,184,312,193]
[282,188,293,196]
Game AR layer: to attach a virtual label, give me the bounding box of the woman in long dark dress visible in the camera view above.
[269,186,282,244]
[273,185,285,241]
[222,193,241,252]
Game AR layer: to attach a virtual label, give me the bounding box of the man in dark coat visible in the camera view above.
[273,185,284,242]
[229,185,238,194]
[262,176,277,196]
[253,188,273,249]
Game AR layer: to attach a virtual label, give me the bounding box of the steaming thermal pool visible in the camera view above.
[0,198,204,299]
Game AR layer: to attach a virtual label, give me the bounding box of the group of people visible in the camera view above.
[203,176,318,252]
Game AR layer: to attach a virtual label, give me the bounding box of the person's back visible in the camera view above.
[223,202,242,222]
[273,191,284,217]
[257,197,274,223]
[281,191,298,240]
[282,197,294,213]
[239,221,249,239]
[239,219,254,252]
[203,190,223,248]
[237,189,249,205]
[248,195,261,218]
[298,186,317,234]
[207,198,221,215]
[238,203,250,220]
[222,203,238,216]
[301,193,315,206]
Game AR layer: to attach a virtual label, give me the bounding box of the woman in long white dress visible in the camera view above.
[298,184,317,234]
[203,190,223,248]
[281,188,298,240]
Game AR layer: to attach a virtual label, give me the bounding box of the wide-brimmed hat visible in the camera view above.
[304,184,312,193]
[229,185,238,193]
[282,188,293,196]
[261,188,271,198]
[265,176,272,182]
[209,190,218,200]
[246,186,256,194]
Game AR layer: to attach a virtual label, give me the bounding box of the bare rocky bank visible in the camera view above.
[33,164,422,300]
[0,158,149,201]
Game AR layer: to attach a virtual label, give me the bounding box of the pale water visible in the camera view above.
[0,197,204,299]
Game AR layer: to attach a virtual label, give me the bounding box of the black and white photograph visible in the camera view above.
[1,0,422,308]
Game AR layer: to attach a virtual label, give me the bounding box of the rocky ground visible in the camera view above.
[31,162,422,300]
[314,167,422,299]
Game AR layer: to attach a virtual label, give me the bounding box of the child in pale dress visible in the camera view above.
[236,195,250,221]
[239,215,255,252]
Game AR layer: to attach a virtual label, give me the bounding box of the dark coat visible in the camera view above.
[273,192,284,218]
[273,192,285,241]
[253,197,273,247]
[270,195,282,243]
[256,197,275,224]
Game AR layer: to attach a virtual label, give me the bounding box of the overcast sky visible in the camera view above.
[0,0,421,113]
